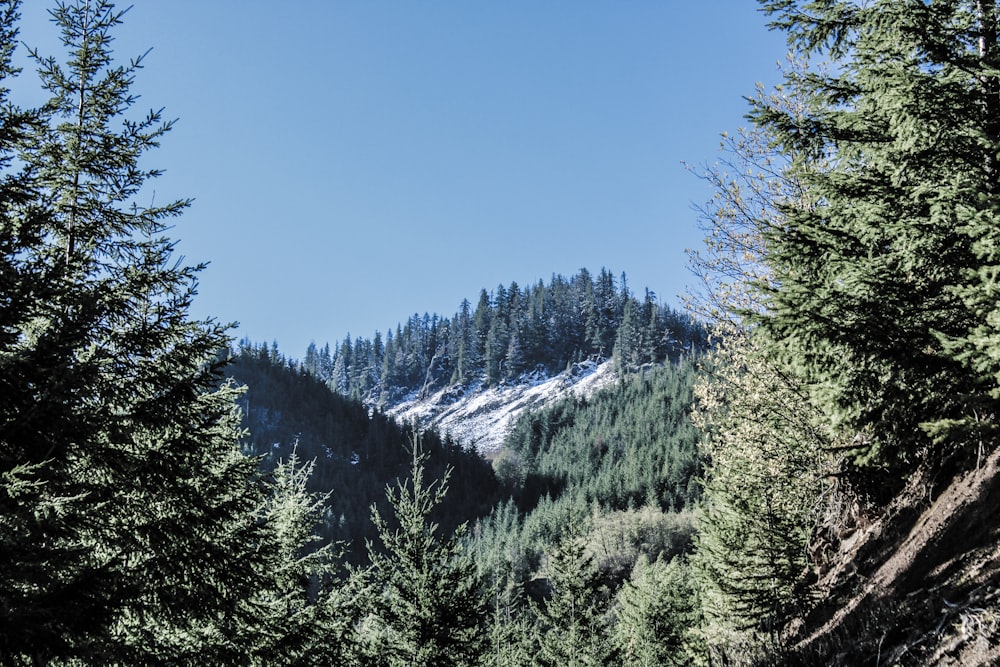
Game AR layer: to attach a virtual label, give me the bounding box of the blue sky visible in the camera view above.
[15,2,788,358]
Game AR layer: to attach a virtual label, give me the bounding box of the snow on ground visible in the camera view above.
[386,360,619,454]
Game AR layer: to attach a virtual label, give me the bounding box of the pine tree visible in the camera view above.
[485,315,508,385]
[753,0,1000,468]
[333,336,351,394]
[612,555,697,667]
[532,536,614,667]
[0,0,119,660]
[612,298,643,371]
[365,443,488,667]
[0,2,291,661]
[483,571,534,667]
[449,298,474,385]
[249,449,364,665]
[691,331,827,639]
[319,341,334,382]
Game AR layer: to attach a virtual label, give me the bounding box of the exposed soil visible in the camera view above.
[788,445,1000,665]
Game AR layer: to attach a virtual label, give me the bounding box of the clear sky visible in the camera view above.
[14,2,788,359]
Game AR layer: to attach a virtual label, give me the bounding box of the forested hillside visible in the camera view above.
[8,0,1000,665]
[468,360,703,665]
[224,340,502,562]
[224,335,707,665]
[497,361,700,515]
[299,268,705,406]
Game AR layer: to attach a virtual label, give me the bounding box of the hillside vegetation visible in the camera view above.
[228,338,707,664]
[298,267,705,407]
[6,0,1000,664]
[682,1,1000,663]
[224,340,502,563]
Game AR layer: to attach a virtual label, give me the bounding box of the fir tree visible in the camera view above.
[753,0,1000,468]
[249,449,364,665]
[365,443,488,667]
[532,536,614,667]
[612,555,697,667]
[0,2,293,661]
[0,0,118,659]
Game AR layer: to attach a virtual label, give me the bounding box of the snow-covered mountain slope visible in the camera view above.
[384,359,618,454]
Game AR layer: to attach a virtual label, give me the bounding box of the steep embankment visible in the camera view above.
[385,359,618,453]
[791,447,1000,665]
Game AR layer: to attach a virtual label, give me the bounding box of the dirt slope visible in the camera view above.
[789,446,1000,665]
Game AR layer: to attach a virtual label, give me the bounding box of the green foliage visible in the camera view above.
[753,0,1000,469]
[363,445,489,667]
[483,574,535,667]
[531,536,615,667]
[583,506,695,586]
[684,55,832,660]
[226,339,504,564]
[691,331,828,642]
[0,0,278,661]
[248,449,363,665]
[469,359,705,665]
[504,360,702,514]
[0,0,109,658]
[467,359,708,664]
[612,555,698,667]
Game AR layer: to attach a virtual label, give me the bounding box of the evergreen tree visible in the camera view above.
[505,329,524,380]
[319,341,333,383]
[365,444,488,667]
[303,341,320,376]
[0,2,294,661]
[472,288,492,371]
[449,298,474,385]
[691,331,827,640]
[592,268,619,357]
[485,315,508,384]
[612,555,697,667]
[641,289,662,363]
[612,298,643,371]
[523,280,549,368]
[249,449,364,665]
[532,536,614,667]
[333,335,351,394]
[484,571,535,667]
[753,0,1000,468]
[371,330,385,392]
[0,0,116,659]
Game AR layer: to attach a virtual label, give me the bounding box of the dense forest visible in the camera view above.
[6,0,1000,665]
[299,268,705,405]
[229,337,705,665]
[225,340,503,562]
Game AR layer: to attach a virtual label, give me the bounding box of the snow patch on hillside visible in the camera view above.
[385,360,618,454]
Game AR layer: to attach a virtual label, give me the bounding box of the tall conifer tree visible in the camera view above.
[0,2,295,662]
[0,0,119,660]
[531,537,614,667]
[365,445,488,667]
[753,0,1000,467]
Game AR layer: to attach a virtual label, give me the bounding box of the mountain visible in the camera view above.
[300,268,705,451]
[224,268,708,571]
